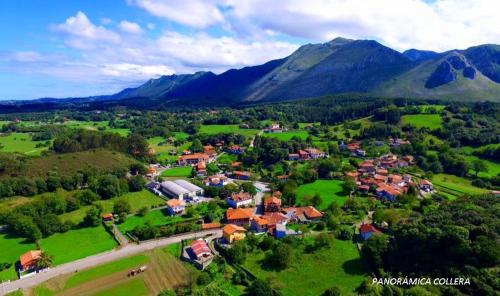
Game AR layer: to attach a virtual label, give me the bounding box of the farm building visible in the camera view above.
[184,239,213,270]
[227,191,254,208]
[167,199,185,215]
[226,208,254,226]
[19,250,41,274]
[223,224,247,244]
[160,180,204,201]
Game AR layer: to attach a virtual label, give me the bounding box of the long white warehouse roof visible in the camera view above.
[173,179,203,192]
[161,181,190,195]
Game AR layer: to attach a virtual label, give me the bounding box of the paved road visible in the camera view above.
[253,181,270,215]
[0,230,222,295]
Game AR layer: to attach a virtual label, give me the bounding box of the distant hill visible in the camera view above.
[2,38,500,108]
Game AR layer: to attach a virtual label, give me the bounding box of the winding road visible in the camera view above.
[0,229,222,295]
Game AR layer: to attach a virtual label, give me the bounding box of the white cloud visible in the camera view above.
[129,0,225,28]
[119,20,143,34]
[225,0,500,51]
[100,17,113,25]
[52,11,120,49]
[146,23,156,30]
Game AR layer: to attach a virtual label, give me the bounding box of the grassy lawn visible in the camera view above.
[243,239,367,296]
[117,208,186,233]
[296,180,348,208]
[0,232,37,281]
[60,190,165,224]
[464,155,500,178]
[262,130,310,141]
[160,166,192,177]
[400,114,443,130]
[64,254,149,289]
[432,174,488,198]
[62,120,130,136]
[199,124,260,137]
[218,153,238,165]
[39,226,118,265]
[92,278,149,296]
[0,132,50,155]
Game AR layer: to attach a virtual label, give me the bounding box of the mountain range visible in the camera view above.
[4,37,500,107]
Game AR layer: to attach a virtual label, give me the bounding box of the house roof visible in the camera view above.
[262,212,288,226]
[264,195,282,207]
[233,171,251,177]
[252,216,268,226]
[230,192,253,202]
[226,208,254,220]
[299,206,323,219]
[205,174,227,184]
[202,222,221,230]
[360,224,381,234]
[167,199,185,208]
[173,179,203,192]
[179,153,210,161]
[223,224,247,235]
[420,179,433,185]
[102,213,113,219]
[190,239,211,258]
[196,161,206,170]
[20,250,41,267]
[305,148,323,154]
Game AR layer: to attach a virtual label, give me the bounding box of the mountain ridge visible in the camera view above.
[3,37,500,105]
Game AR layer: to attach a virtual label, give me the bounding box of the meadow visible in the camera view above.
[0,132,50,155]
[198,124,260,137]
[60,190,165,224]
[63,120,130,136]
[296,179,348,208]
[243,238,367,296]
[38,225,118,265]
[262,130,311,141]
[464,155,500,178]
[0,232,37,281]
[117,208,187,233]
[400,114,443,130]
[432,173,488,199]
[160,166,192,177]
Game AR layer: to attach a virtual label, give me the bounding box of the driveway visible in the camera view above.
[253,181,270,215]
[0,229,222,295]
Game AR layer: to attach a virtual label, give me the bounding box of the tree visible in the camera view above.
[128,175,146,192]
[82,206,102,227]
[265,242,292,270]
[241,182,257,195]
[113,198,131,215]
[36,252,53,270]
[311,193,323,208]
[321,286,341,296]
[190,139,203,153]
[248,279,275,296]
[227,240,247,264]
[137,206,149,217]
[314,233,332,249]
[77,189,100,205]
[362,234,388,269]
[342,177,356,195]
[96,174,122,199]
[472,159,487,177]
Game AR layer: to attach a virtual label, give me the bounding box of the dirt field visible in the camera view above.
[26,248,194,296]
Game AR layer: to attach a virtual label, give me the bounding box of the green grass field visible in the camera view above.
[160,166,192,177]
[39,226,118,265]
[262,130,311,141]
[0,232,37,281]
[60,190,165,224]
[432,174,488,199]
[296,180,348,208]
[400,114,443,130]
[63,121,130,136]
[464,155,500,178]
[117,208,186,233]
[243,239,367,296]
[198,124,260,137]
[0,132,50,155]
[64,254,149,289]
[218,153,238,165]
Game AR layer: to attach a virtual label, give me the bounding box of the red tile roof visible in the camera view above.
[190,239,211,258]
[223,224,246,235]
[360,224,381,234]
[226,208,254,220]
[20,250,41,269]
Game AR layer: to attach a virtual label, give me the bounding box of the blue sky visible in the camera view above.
[1,0,500,100]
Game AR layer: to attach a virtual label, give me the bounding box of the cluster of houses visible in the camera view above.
[347,153,433,201]
[288,148,326,161]
[146,179,205,215]
[340,141,366,157]
[222,192,323,244]
[176,145,219,176]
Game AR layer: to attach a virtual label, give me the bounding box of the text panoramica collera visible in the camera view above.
[372,277,470,286]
